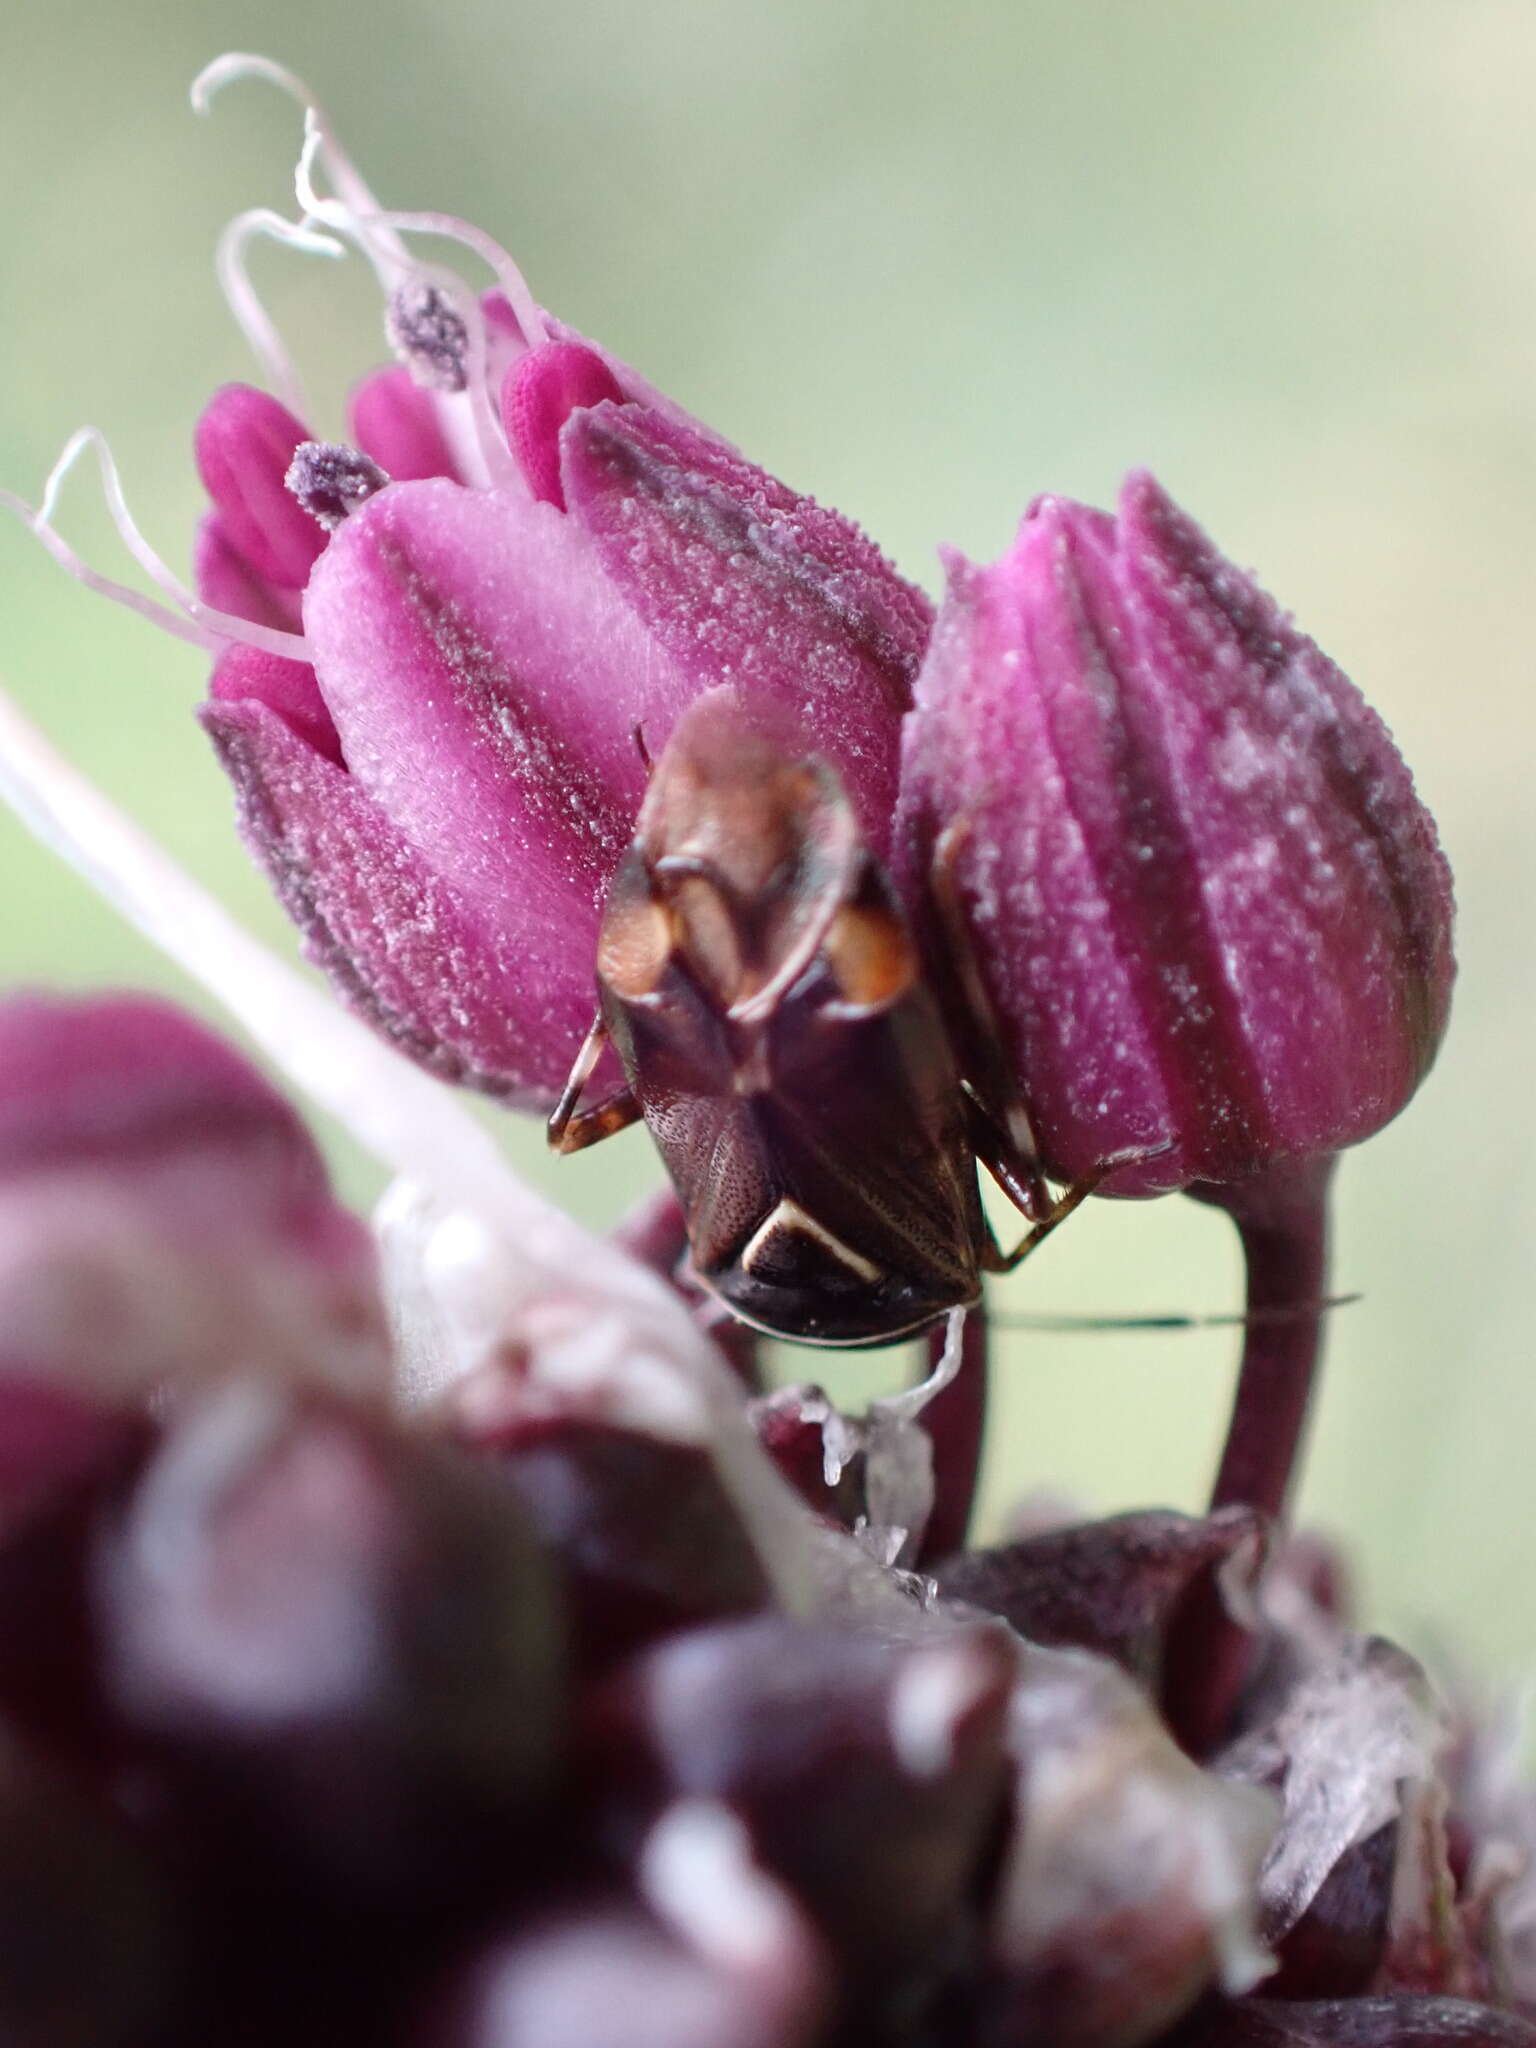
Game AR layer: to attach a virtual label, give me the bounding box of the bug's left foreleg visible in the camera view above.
[546,1010,641,1155]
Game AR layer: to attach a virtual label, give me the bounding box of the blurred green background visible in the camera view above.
[2,2,1531,1682]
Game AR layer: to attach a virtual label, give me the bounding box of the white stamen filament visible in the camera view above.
[292,126,513,488]
[216,209,345,421]
[293,117,548,350]
[2,431,312,665]
[191,53,412,277]
[294,122,519,486]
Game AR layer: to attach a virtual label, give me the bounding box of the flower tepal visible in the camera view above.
[176,57,930,1114]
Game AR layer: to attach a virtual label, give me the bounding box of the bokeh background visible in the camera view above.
[2,2,1532,1682]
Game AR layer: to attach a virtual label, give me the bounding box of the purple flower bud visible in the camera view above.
[583,1614,1014,2014]
[207,643,342,763]
[1264,1823,1397,1998]
[96,1379,566,1903]
[987,1643,1276,2048]
[748,1384,866,1526]
[0,1725,174,2045]
[503,339,628,508]
[192,513,303,633]
[0,1380,149,1758]
[193,384,326,592]
[0,992,386,1402]
[1165,1997,1536,2048]
[421,1879,827,2048]
[896,471,1455,1195]
[348,364,462,483]
[464,1413,771,1676]
[936,1505,1267,1699]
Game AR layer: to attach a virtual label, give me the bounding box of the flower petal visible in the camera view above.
[193,384,324,591]
[302,478,699,936]
[561,404,930,854]
[896,524,1185,1192]
[348,365,462,484]
[202,698,604,1107]
[1113,472,1455,1160]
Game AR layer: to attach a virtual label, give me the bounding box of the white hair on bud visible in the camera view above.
[215,208,345,421]
[1,429,312,663]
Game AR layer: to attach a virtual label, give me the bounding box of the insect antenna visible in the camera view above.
[986,1293,1361,1334]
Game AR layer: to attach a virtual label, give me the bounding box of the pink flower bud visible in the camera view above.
[97,1379,565,1903]
[348,364,462,484]
[193,384,325,591]
[0,992,386,1402]
[503,339,627,507]
[897,471,1455,1195]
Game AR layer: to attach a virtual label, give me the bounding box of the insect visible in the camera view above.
[547,693,1107,1348]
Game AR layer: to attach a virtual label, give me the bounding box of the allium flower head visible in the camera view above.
[0,41,1521,2036]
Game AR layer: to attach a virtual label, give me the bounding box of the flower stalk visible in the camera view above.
[1204,1156,1339,1525]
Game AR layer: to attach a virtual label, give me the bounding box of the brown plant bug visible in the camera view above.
[547,694,1116,1348]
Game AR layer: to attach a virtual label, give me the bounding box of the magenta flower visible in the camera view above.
[147,70,927,1115]
[0,989,385,1406]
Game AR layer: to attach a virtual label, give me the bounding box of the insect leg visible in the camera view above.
[980,1167,1107,1273]
[929,818,1051,1218]
[966,1089,1053,1222]
[982,1141,1177,1273]
[546,1009,641,1155]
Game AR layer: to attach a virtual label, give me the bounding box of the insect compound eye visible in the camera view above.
[596,874,675,1001]
[821,901,918,1012]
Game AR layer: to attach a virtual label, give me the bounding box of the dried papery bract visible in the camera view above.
[987,1643,1278,2048]
[0,990,387,1405]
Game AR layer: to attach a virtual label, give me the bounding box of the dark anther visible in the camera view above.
[284,442,391,531]
[386,280,471,392]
